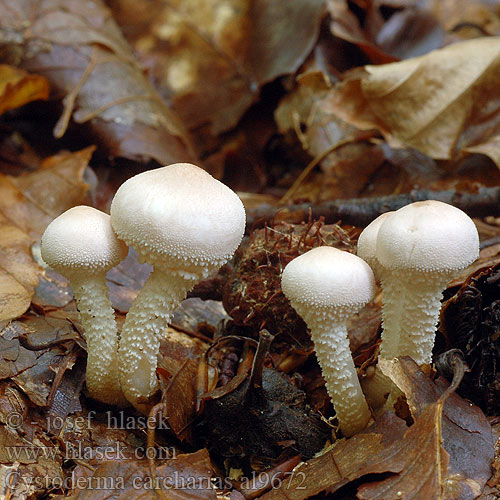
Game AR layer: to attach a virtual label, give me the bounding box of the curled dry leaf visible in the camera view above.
[109,0,325,135]
[0,64,49,115]
[0,147,91,321]
[0,0,194,164]
[322,37,500,167]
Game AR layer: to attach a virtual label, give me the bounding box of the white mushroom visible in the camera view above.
[357,212,394,281]
[376,200,479,365]
[357,211,403,361]
[281,246,374,436]
[357,212,399,408]
[41,206,128,406]
[110,163,246,409]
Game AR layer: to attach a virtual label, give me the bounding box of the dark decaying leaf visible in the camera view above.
[0,0,195,164]
[440,263,500,415]
[328,0,446,62]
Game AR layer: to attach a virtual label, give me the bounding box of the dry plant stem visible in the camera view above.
[313,321,371,436]
[119,270,195,409]
[71,275,127,406]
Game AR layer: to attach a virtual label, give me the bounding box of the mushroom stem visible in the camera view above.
[71,275,127,406]
[119,269,196,407]
[378,273,405,360]
[313,320,371,436]
[396,272,449,365]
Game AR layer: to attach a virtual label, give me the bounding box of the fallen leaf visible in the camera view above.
[0,147,90,321]
[0,0,194,165]
[426,0,500,36]
[158,328,209,442]
[261,358,493,500]
[377,357,494,500]
[110,0,325,134]
[260,413,408,500]
[0,383,64,498]
[0,312,79,406]
[0,65,49,115]
[322,37,500,167]
[67,448,217,499]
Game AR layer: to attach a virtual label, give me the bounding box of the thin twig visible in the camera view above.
[248,186,500,229]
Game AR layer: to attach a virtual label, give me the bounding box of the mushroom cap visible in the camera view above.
[376,200,479,272]
[357,212,394,267]
[110,163,246,270]
[41,206,128,275]
[281,246,376,312]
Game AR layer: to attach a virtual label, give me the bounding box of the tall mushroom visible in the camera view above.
[110,163,246,408]
[376,200,479,365]
[41,206,128,406]
[281,246,374,436]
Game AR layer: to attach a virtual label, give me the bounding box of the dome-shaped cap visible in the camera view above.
[281,246,376,310]
[376,200,479,272]
[41,206,128,275]
[357,212,394,267]
[110,163,246,267]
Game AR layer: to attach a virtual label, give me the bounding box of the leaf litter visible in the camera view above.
[1,1,500,499]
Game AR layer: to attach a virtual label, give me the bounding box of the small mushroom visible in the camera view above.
[357,212,394,281]
[376,200,479,365]
[41,206,128,406]
[110,163,246,408]
[281,246,374,436]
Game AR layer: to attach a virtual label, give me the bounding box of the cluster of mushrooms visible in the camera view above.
[282,201,479,436]
[41,162,480,440]
[41,163,246,410]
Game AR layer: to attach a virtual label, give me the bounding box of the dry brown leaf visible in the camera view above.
[0,0,194,165]
[260,413,408,500]
[0,147,90,321]
[376,357,494,500]
[0,65,49,115]
[425,0,500,36]
[110,0,325,135]
[322,37,500,167]
[158,328,209,442]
